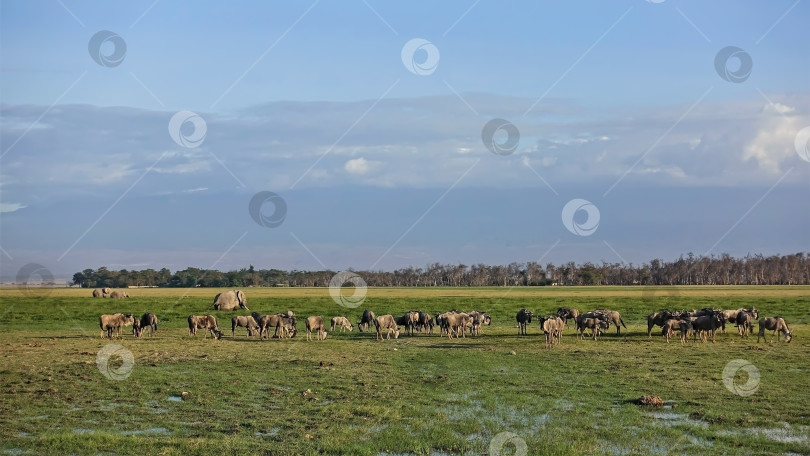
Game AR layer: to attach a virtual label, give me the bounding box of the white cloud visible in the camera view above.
[345,157,370,175]
[0,202,26,213]
[743,104,807,174]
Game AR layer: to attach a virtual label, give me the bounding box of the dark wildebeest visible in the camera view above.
[134,313,158,337]
[692,313,723,343]
[188,314,222,339]
[99,313,135,339]
[417,311,434,334]
[735,312,752,338]
[357,310,376,332]
[721,308,758,333]
[516,309,534,335]
[757,317,792,343]
[404,311,420,336]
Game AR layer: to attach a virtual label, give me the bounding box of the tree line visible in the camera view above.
[71,252,810,288]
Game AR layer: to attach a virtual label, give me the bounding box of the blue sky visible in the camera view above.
[1,0,809,279]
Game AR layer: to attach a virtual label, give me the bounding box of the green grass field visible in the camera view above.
[1,286,808,455]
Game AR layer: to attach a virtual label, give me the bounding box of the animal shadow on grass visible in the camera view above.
[424,343,477,349]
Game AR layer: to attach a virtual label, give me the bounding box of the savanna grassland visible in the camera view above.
[0,286,808,455]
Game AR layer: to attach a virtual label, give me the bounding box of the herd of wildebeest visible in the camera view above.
[94,288,794,346]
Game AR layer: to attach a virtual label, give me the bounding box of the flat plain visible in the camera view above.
[0,286,808,455]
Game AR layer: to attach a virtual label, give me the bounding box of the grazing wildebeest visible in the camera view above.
[188,314,222,339]
[576,315,609,340]
[212,290,249,311]
[556,307,580,327]
[374,314,400,341]
[330,316,354,332]
[135,313,158,337]
[647,311,674,338]
[469,311,491,336]
[232,315,260,337]
[592,309,627,335]
[516,309,534,335]
[538,315,564,347]
[253,311,295,339]
[305,316,327,341]
[357,310,376,332]
[99,313,135,339]
[108,290,130,299]
[757,317,792,343]
[276,316,297,339]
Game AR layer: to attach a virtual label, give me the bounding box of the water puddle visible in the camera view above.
[256,428,279,437]
[73,428,95,434]
[167,396,183,402]
[753,423,810,445]
[647,412,708,428]
[3,449,27,455]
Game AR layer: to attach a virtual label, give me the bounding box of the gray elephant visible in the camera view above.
[109,290,130,299]
[212,290,248,311]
